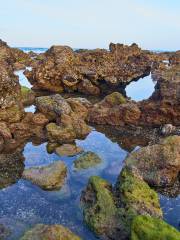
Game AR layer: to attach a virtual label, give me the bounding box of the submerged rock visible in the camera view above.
[131,215,180,240]
[55,144,83,157]
[20,224,81,240]
[0,151,24,189]
[125,135,180,187]
[22,161,67,190]
[74,151,102,169]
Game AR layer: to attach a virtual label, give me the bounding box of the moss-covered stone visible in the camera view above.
[115,167,163,219]
[20,224,81,240]
[74,151,102,169]
[81,176,119,238]
[131,215,180,240]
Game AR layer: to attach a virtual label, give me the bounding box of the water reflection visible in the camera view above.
[126,74,156,101]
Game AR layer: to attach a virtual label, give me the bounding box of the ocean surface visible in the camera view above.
[0,47,179,240]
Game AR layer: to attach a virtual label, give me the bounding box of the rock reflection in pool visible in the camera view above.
[0,130,127,240]
[126,74,156,101]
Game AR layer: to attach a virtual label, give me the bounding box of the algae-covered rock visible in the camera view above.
[115,167,163,219]
[81,176,121,239]
[55,144,83,157]
[131,215,180,240]
[20,224,81,240]
[125,135,180,187]
[21,86,35,106]
[22,161,67,190]
[74,151,102,170]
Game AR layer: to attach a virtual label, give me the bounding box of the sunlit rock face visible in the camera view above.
[25,43,153,95]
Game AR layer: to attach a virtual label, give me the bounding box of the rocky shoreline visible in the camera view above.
[0,39,179,239]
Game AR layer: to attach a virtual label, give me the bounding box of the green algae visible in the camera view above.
[131,215,180,240]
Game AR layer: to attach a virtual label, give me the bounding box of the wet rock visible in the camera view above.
[81,168,162,239]
[55,144,83,157]
[131,215,180,240]
[21,86,35,106]
[0,224,10,239]
[46,113,91,144]
[74,151,102,169]
[26,43,152,95]
[22,161,67,190]
[125,136,180,187]
[20,224,81,240]
[115,167,163,219]
[0,151,24,189]
[81,176,121,239]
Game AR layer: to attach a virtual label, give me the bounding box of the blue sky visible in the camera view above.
[0,0,180,50]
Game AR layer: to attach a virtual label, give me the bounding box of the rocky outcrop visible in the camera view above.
[22,161,67,190]
[131,215,180,240]
[125,136,180,187]
[74,151,102,170]
[25,43,153,95]
[81,167,162,239]
[20,224,81,240]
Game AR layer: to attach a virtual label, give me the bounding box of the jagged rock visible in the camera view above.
[125,136,180,187]
[20,224,81,240]
[21,86,35,106]
[74,151,102,169]
[22,161,67,190]
[55,144,83,157]
[26,43,152,95]
[0,151,24,189]
[131,215,180,240]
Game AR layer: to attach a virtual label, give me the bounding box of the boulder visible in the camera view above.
[74,151,102,169]
[20,224,81,240]
[125,136,180,187]
[22,161,67,190]
[131,215,180,240]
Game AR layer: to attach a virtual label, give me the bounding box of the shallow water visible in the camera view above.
[0,48,179,239]
[126,74,156,101]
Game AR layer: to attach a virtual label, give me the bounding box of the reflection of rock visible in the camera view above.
[74,152,102,170]
[26,43,152,95]
[0,224,10,240]
[0,151,24,189]
[22,161,67,190]
[131,215,180,240]
[81,167,162,239]
[21,86,35,106]
[125,136,180,187]
[20,224,81,240]
[55,144,83,157]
